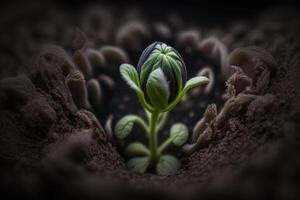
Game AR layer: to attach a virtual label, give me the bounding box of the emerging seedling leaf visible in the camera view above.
[120,64,142,93]
[146,68,170,110]
[170,123,189,146]
[127,157,150,173]
[126,142,150,156]
[182,76,209,95]
[156,155,180,176]
[115,115,136,139]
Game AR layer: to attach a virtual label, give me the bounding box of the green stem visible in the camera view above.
[156,112,169,132]
[144,108,151,122]
[148,111,159,167]
[158,137,173,154]
[133,117,149,133]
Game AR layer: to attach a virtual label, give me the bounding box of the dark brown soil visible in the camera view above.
[0,1,300,200]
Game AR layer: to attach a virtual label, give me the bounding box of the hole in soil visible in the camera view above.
[1,1,300,198]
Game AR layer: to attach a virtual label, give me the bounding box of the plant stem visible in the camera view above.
[156,112,169,132]
[158,137,173,154]
[133,117,149,133]
[148,111,159,167]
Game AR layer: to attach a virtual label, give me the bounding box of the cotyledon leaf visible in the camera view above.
[115,115,138,139]
[182,76,209,95]
[120,64,142,93]
[127,157,150,173]
[170,123,189,146]
[156,155,180,176]
[126,142,150,156]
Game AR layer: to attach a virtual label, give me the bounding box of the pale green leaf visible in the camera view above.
[182,76,209,94]
[156,155,180,176]
[163,76,208,112]
[167,57,183,91]
[140,55,161,86]
[114,115,136,139]
[126,142,150,156]
[170,123,189,146]
[120,64,141,93]
[120,64,155,112]
[146,68,170,110]
[127,157,150,173]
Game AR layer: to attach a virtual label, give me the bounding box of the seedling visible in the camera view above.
[115,42,208,175]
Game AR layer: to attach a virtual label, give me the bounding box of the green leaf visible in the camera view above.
[156,155,180,176]
[114,115,148,139]
[146,68,170,110]
[120,64,155,112]
[127,157,150,173]
[182,76,209,94]
[167,57,183,91]
[170,123,189,146]
[114,115,136,139]
[166,51,180,60]
[163,76,208,112]
[140,55,161,86]
[126,142,150,156]
[120,64,141,93]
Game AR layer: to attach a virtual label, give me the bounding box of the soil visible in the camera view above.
[0,1,300,200]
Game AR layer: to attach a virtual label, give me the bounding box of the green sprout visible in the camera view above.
[115,42,209,175]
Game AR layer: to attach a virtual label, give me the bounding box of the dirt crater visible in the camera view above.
[0,1,300,199]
